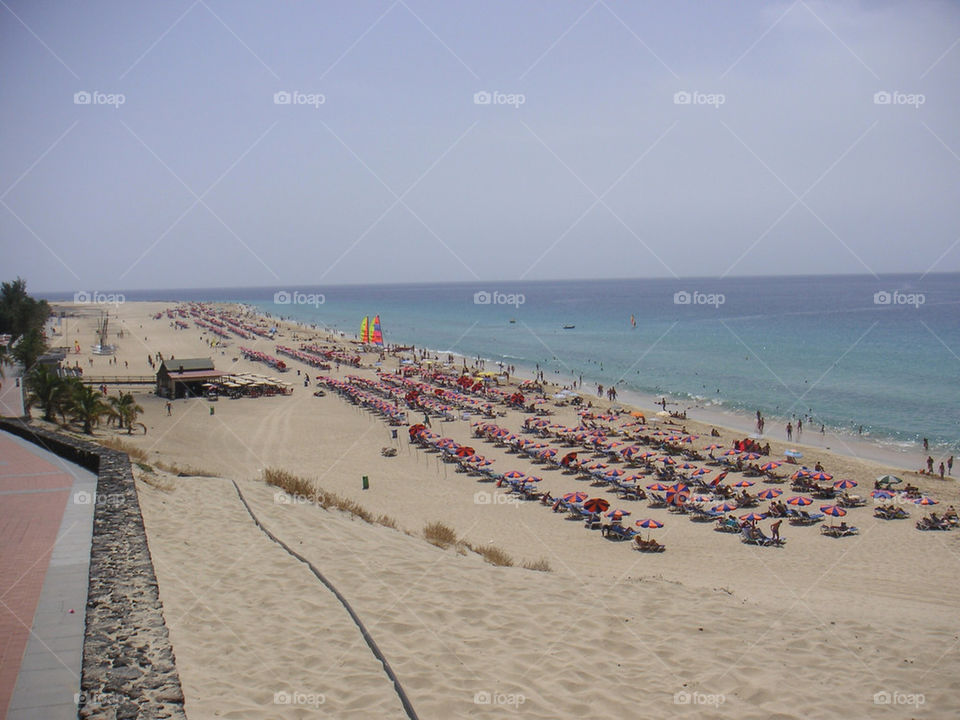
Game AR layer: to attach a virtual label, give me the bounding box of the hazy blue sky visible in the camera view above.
[2,1,959,292]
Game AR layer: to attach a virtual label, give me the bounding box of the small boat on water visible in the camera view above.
[509,319,516,324]
[562,324,575,330]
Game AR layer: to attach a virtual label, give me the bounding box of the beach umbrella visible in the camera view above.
[635,517,663,540]
[586,462,609,473]
[666,483,690,506]
[604,468,626,478]
[563,491,589,504]
[408,423,426,437]
[809,472,833,482]
[620,445,641,458]
[742,453,761,461]
[678,462,697,470]
[915,496,939,505]
[739,512,766,523]
[635,518,663,528]
[733,480,755,488]
[583,497,611,514]
[561,451,579,466]
[820,505,846,517]
[606,509,632,520]
[757,488,783,500]
[723,449,741,456]
[790,469,811,480]
[784,449,803,458]
[787,496,813,506]
[681,435,698,443]
[455,446,476,458]
[522,475,543,484]
[622,474,645,484]
[537,447,557,459]
[502,470,526,480]
[714,502,738,513]
[691,494,711,503]
[660,456,678,466]
[876,474,903,486]
[833,479,857,490]
[646,482,669,491]
[466,456,492,467]
[759,461,782,471]
[870,489,893,499]
[638,451,657,459]
[691,468,710,477]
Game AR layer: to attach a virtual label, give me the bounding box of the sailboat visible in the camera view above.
[360,316,370,343]
[91,312,117,355]
[370,315,384,347]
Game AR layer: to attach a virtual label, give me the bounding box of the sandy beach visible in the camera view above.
[38,300,960,718]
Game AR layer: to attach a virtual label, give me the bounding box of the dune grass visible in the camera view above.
[423,521,458,549]
[473,544,514,567]
[522,558,552,572]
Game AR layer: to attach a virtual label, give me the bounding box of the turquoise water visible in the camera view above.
[47,274,960,453]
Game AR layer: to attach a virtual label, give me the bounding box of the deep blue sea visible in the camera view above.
[45,274,960,454]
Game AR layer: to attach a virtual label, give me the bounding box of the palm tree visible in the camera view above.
[108,392,145,434]
[70,384,109,435]
[26,365,67,421]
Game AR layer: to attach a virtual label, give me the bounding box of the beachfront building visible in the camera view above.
[155,358,222,399]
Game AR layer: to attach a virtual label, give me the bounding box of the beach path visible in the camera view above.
[0,432,95,719]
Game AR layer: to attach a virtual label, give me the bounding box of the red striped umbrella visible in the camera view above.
[915,496,939,505]
[646,482,669,491]
[757,488,782,500]
[713,502,738,513]
[583,497,611,513]
[833,479,857,490]
[787,496,813,506]
[820,505,846,517]
[809,472,833,482]
[760,461,782,471]
[563,491,589,503]
[733,480,755,488]
[502,470,526,479]
[739,512,766,522]
[635,518,663,529]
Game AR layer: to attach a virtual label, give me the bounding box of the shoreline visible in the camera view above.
[257,306,936,473]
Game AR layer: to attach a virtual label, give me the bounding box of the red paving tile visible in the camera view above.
[0,435,72,717]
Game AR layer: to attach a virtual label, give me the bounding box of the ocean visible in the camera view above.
[45,273,960,455]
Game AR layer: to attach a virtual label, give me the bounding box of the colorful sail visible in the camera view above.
[630,314,637,328]
[371,315,384,346]
[360,316,370,343]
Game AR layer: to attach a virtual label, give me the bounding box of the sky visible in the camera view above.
[1,0,959,292]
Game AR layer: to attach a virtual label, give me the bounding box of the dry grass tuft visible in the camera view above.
[522,558,552,572]
[262,468,389,527]
[98,437,148,462]
[423,521,458,549]
[474,544,514,567]
[375,514,398,529]
[152,460,217,477]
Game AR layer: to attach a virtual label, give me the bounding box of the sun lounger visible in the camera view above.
[647,492,667,508]
[689,506,722,522]
[634,537,666,552]
[602,524,638,541]
[787,510,824,526]
[916,517,952,531]
[820,524,859,537]
[714,518,741,533]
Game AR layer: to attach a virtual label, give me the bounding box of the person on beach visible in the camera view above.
[166,401,172,416]
[797,418,802,437]
[770,519,782,542]
[927,456,934,473]
[923,438,929,451]
[949,456,954,475]
[786,422,793,441]
[939,462,945,479]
